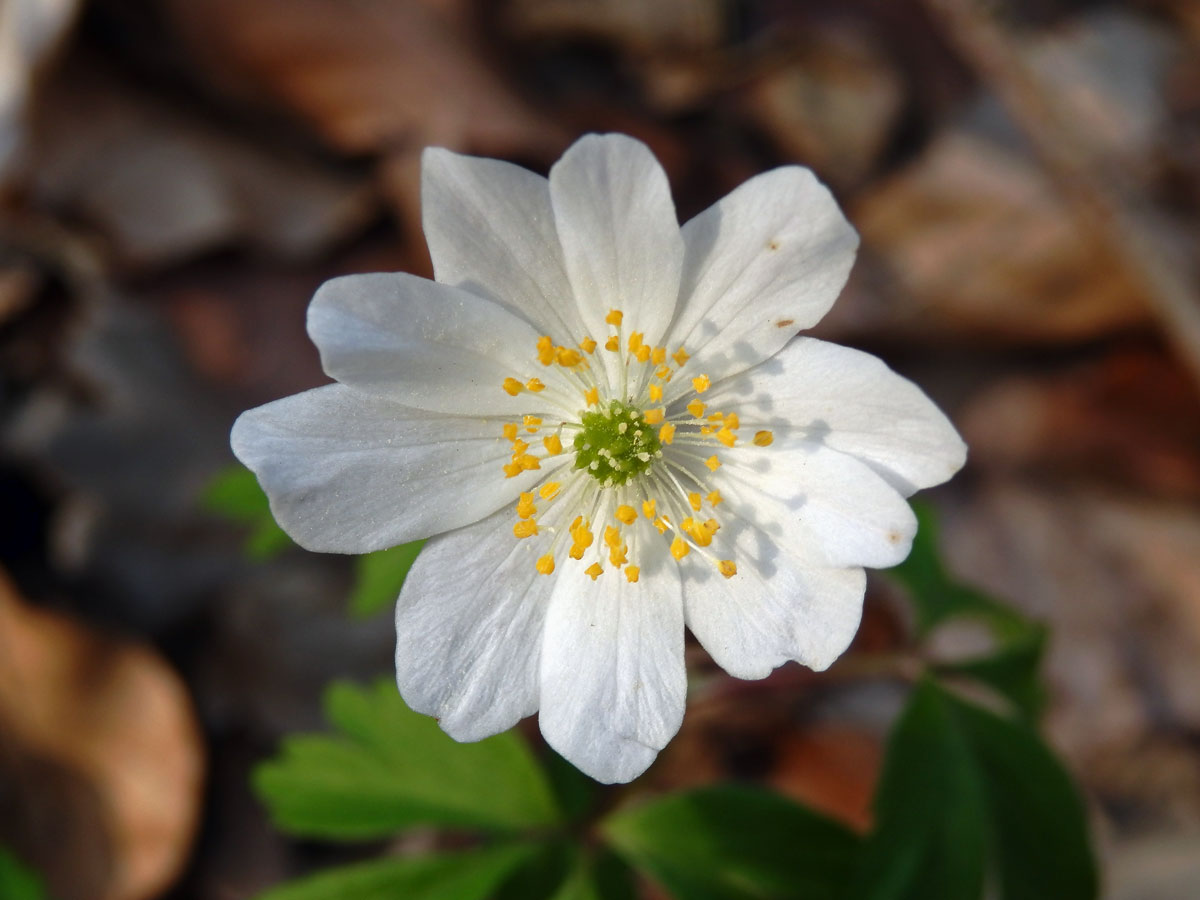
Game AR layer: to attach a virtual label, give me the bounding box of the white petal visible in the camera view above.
[231,385,549,553]
[663,167,858,396]
[714,440,918,570]
[681,529,866,679]
[422,147,586,341]
[395,506,553,741]
[549,133,683,387]
[704,338,967,495]
[308,272,570,417]
[539,538,686,783]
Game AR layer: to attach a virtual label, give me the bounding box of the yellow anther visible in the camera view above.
[704,518,720,534]
[687,400,706,418]
[659,423,676,444]
[753,430,774,447]
[673,347,690,367]
[688,492,702,511]
[643,408,664,425]
[570,522,594,549]
[539,481,561,500]
[513,519,539,539]
[656,366,673,380]
[642,499,657,520]
[628,331,644,353]
[648,384,663,402]
[503,462,523,478]
[624,565,640,583]
[708,412,724,422]
[616,505,637,525]
[707,490,723,506]
[557,347,584,367]
[651,347,667,365]
[503,377,524,396]
[580,336,597,354]
[502,423,519,440]
[516,492,537,519]
[537,335,555,365]
[682,517,712,547]
[511,438,529,457]
[569,544,586,560]
[584,386,599,407]
[718,560,737,578]
[670,536,690,560]
[536,554,556,575]
[604,525,622,548]
[609,544,628,566]
[523,415,542,432]
[570,516,582,531]
[700,426,714,436]
[605,336,620,352]
[705,455,721,471]
[526,377,546,392]
[606,309,624,326]
[654,516,670,534]
[516,454,541,471]
[635,345,651,363]
[585,562,604,580]
[543,434,563,455]
[692,374,711,393]
[725,413,740,430]
[716,427,736,448]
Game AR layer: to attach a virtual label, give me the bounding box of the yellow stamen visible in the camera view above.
[557,347,583,367]
[687,400,705,418]
[511,438,529,457]
[656,365,673,380]
[502,423,519,440]
[635,344,651,363]
[653,516,670,534]
[540,482,561,500]
[513,519,538,539]
[642,499,657,520]
[543,434,563,454]
[526,377,546,392]
[503,462,523,478]
[692,374,711,393]
[704,518,720,534]
[605,336,620,352]
[523,415,542,432]
[628,332,644,353]
[651,347,667,365]
[716,427,736,448]
[688,492,702,511]
[718,560,737,578]
[585,562,604,580]
[673,347,690,367]
[670,536,690,560]
[705,455,721,471]
[604,525,622,548]
[753,430,774,447]
[536,554,555,575]
[616,505,638,525]
[725,413,740,430]
[708,412,724,422]
[659,423,676,444]
[624,565,640,583]
[648,384,663,402]
[580,336,597,354]
[516,454,541,471]
[605,309,624,326]
[609,544,628,566]
[643,408,664,425]
[516,492,537,518]
[584,386,599,406]
[537,336,555,365]
[707,490,723,506]
[502,377,524,396]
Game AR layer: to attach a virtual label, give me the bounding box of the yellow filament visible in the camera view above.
[624,565,640,583]
[692,374,711,393]
[753,430,774,447]
[659,423,676,444]
[670,536,690,560]
[502,377,524,396]
[536,554,556,575]
[718,560,737,578]
[513,519,538,538]
[585,562,604,580]
[616,505,638,525]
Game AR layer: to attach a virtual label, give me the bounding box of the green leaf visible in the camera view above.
[256,844,536,900]
[848,680,1097,900]
[890,504,1030,640]
[254,679,560,839]
[935,627,1049,721]
[602,785,861,900]
[202,464,292,560]
[546,849,637,900]
[349,541,425,618]
[0,848,46,900]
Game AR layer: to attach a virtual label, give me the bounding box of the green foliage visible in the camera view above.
[256,845,536,900]
[349,541,425,618]
[254,680,560,838]
[848,679,1097,900]
[0,848,46,900]
[202,464,292,560]
[603,786,860,900]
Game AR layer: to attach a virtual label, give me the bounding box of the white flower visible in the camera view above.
[231,134,966,783]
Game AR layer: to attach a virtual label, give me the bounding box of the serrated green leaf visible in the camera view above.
[602,785,861,900]
[891,504,1031,640]
[349,541,424,618]
[0,848,46,900]
[254,679,560,839]
[936,627,1049,721]
[848,680,1097,900]
[202,464,292,560]
[256,843,536,900]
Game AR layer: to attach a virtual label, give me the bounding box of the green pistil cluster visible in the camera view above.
[573,400,662,486]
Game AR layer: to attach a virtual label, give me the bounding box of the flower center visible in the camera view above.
[573,400,662,486]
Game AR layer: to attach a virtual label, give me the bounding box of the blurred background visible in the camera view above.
[1,0,1199,897]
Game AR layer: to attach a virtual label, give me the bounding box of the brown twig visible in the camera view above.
[921,0,1200,391]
